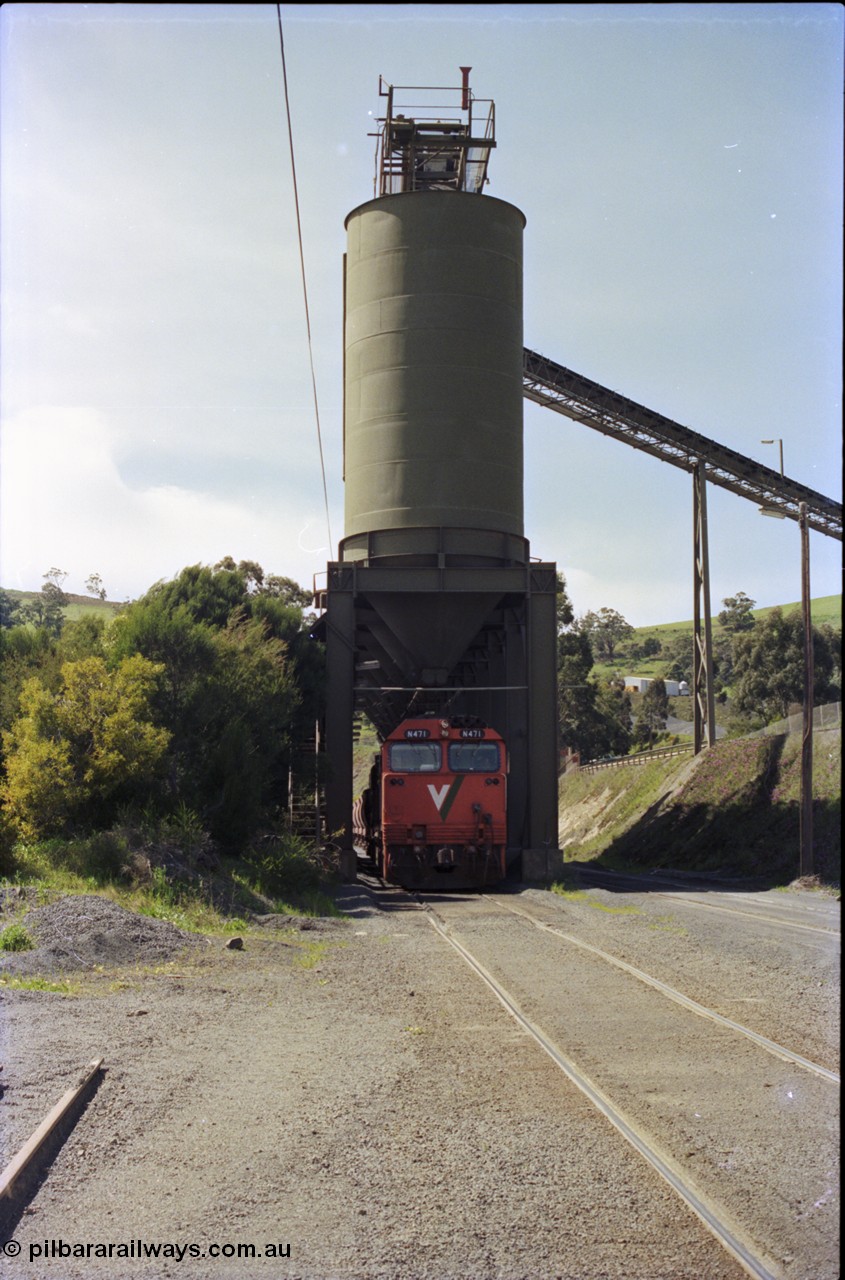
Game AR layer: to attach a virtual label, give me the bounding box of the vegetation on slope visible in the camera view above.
[559,729,840,886]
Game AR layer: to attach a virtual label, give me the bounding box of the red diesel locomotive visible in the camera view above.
[354,715,507,890]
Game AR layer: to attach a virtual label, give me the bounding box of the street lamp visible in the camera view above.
[761,437,784,476]
[759,438,786,518]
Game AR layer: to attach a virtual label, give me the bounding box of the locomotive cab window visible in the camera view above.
[448,742,500,773]
[388,742,442,772]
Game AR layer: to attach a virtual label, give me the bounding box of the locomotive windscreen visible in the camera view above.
[388,742,442,772]
[448,742,501,772]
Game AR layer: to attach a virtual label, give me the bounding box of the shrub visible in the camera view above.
[0,922,34,952]
[244,833,323,899]
[1,655,170,839]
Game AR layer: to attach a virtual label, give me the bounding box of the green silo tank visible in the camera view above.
[342,190,526,561]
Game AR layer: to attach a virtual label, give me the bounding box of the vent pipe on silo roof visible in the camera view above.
[460,66,471,110]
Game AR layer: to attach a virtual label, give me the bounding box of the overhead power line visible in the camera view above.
[275,4,332,551]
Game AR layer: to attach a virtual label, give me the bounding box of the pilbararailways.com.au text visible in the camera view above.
[11,1239,291,1263]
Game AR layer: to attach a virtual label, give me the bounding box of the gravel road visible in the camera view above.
[0,879,838,1280]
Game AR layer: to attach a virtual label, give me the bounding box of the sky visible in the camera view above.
[1,2,842,626]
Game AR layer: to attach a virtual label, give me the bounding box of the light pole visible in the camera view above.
[756,443,814,876]
[799,503,814,877]
[761,437,784,477]
[758,439,786,519]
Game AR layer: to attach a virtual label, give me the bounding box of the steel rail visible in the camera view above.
[492,896,839,1084]
[522,348,842,540]
[646,894,841,937]
[573,868,841,938]
[423,906,781,1280]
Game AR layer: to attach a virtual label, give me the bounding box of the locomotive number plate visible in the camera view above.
[459,728,486,739]
[404,728,431,739]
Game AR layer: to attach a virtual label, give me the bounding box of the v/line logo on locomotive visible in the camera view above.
[353,716,508,891]
[426,777,464,818]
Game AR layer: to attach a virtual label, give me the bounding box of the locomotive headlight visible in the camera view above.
[412,826,425,841]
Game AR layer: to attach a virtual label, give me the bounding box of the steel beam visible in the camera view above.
[523,348,842,540]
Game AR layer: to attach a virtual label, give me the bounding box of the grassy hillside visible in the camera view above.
[642,593,841,637]
[589,594,842,709]
[558,729,840,886]
[2,589,124,622]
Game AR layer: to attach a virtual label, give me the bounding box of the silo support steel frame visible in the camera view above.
[324,588,357,880]
[522,568,564,882]
[322,560,561,884]
[693,462,717,753]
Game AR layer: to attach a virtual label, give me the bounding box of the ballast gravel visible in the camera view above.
[1,894,208,976]
[0,880,837,1280]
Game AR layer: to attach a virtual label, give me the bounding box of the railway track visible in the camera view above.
[570,866,841,940]
[357,867,839,1280]
[487,894,839,1086]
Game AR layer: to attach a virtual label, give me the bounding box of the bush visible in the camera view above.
[1,655,170,839]
[244,833,324,899]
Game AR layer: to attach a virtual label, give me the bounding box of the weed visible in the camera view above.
[587,901,641,916]
[293,940,329,970]
[648,919,689,937]
[550,885,637,916]
[551,886,589,902]
[0,922,34,952]
[244,833,327,900]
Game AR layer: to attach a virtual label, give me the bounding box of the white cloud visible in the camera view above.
[0,406,332,599]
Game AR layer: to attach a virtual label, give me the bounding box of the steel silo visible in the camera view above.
[343,190,526,551]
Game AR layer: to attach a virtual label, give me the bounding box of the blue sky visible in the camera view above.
[1,3,841,624]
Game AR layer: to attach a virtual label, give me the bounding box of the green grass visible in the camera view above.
[1,821,343,943]
[634,594,841,638]
[2,589,125,620]
[0,975,78,994]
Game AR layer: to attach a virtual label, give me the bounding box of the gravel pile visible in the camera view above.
[0,894,206,975]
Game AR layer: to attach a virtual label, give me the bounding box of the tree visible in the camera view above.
[593,678,633,758]
[732,608,840,724]
[580,608,635,662]
[633,678,669,749]
[663,632,692,685]
[718,591,756,633]
[85,572,107,600]
[0,591,23,629]
[558,628,598,751]
[107,561,312,846]
[1,655,170,839]
[556,572,575,634]
[18,568,69,637]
